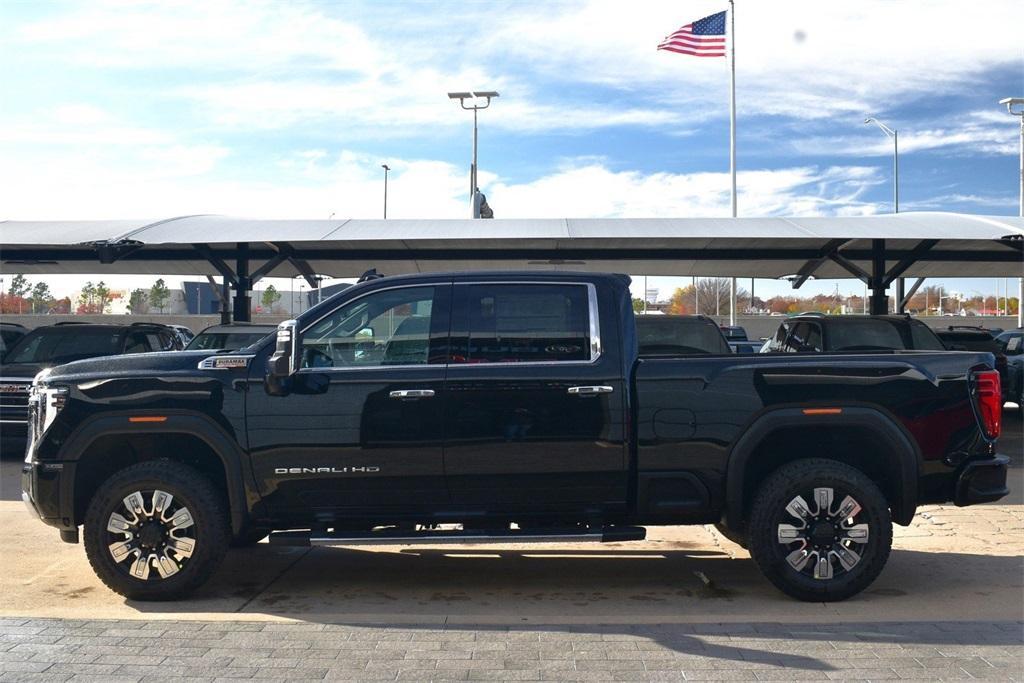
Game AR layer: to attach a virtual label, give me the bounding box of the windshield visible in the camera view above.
[3,327,122,365]
[187,331,274,351]
[636,316,731,354]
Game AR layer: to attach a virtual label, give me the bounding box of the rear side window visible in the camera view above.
[827,320,906,351]
[909,322,946,351]
[453,283,593,363]
[636,317,730,354]
[785,322,823,352]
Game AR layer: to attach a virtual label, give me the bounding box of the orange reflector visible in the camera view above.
[802,408,842,415]
[128,416,167,423]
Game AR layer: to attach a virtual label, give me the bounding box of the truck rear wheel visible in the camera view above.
[747,459,892,602]
[83,460,230,601]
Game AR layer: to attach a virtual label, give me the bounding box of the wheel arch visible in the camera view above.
[60,411,250,535]
[724,406,920,531]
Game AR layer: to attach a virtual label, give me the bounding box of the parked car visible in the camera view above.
[762,314,946,353]
[185,323,277,351]
[167,324,195,347]
[22,272,1007,603]
[995,329,1023,406]
[0,322,27,359]
[719,325,748,341]
[636,314,731,355]
[729,340,767,354]
[934,327,1010,402]
[1,322,182,450]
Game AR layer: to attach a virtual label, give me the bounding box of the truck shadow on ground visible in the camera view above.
[115,545,1024,671]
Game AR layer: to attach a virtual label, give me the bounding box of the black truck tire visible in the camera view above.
[83,460,230,601]
[747,458,892,602]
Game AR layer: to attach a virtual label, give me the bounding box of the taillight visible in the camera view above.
[973,370,1001,440]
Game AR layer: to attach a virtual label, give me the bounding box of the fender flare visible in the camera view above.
[724,406,920,529]
[59,410,250,534]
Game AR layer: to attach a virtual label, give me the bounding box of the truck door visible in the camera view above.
[443,281,627,514]
[246,284,452,517]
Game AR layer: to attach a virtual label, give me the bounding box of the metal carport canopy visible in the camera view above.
[2,212,1022,280]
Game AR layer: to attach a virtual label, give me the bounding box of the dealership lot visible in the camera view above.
[1,414,1021,680]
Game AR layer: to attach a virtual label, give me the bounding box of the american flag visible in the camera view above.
[657,10,727,58]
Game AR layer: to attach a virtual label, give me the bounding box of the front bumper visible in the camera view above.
[21,461,76,532]
[954,454,1010,506]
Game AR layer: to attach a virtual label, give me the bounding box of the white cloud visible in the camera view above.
[15,0,1017,138]
[488,164,880,218]
[791,111,1020,157]
[0,138,881,221]
[484,0,1024,119]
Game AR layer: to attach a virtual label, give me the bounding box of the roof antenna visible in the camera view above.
[357,268,385,282]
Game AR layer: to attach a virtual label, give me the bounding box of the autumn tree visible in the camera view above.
[127,289,150,314]
[149,279,170,314]
[262,284,282,312]
[29,281,53,314]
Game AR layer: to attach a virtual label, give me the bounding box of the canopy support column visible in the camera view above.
[869,239,888,315]
[233,243,252,323]
[221,278,232,325]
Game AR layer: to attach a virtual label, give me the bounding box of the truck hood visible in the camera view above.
[41,350,232,383]
[0,363,48,380]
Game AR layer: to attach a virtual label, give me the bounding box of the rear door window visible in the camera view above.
[908,322,946,350]
[452,283,594,363]
[827,320,906,351]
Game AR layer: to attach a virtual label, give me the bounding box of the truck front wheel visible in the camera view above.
[747,459,892,602]
[83,460,230,601]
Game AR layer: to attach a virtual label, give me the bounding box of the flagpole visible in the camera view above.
[728,0,737,325]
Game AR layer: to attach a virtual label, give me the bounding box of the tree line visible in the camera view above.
[0,275,174,314]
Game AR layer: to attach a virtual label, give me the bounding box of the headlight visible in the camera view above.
[27,380,68,461]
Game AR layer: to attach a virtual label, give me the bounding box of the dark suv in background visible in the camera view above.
[0,322,182,451]
[762,314,946,353]
[935,326,1011,402]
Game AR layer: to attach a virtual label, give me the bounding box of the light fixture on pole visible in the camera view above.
[999,97,1024,326]
[381,164,390,219]
[865,116,903,312]
[448,91,499,218]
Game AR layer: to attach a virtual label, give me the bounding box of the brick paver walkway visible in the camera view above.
[0,618,1020,681]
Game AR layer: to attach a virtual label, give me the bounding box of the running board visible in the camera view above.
[268,526,646,547]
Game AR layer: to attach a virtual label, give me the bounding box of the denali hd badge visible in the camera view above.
[274,466,381,474]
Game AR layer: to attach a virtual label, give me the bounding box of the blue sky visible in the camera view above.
[1,0,1022,302]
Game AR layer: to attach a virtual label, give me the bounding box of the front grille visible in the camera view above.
[0,380,31,424]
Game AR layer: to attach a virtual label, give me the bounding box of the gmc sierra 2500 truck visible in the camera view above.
[22,272,1008,602]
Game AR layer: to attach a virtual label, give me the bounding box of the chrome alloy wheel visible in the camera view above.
[106,490,196,580]
[776,487,869,580]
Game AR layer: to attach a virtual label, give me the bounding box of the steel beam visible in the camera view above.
[882,240,939,287]
[900,277,926,311]
[790,239,851,289]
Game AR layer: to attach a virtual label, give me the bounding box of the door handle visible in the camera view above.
[567,385,614,395]
[389,389,436,399]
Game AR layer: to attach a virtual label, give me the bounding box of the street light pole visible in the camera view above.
[448,91,499,218]
[1000,97,1024,327]
[381,164,390,219]
[865,117,902,312]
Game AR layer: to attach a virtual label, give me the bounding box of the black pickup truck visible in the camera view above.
[22,272,1008,602]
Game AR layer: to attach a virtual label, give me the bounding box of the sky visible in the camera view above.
[1,0,1022,304]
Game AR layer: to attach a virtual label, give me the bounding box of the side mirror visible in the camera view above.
[266,319,298,396]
